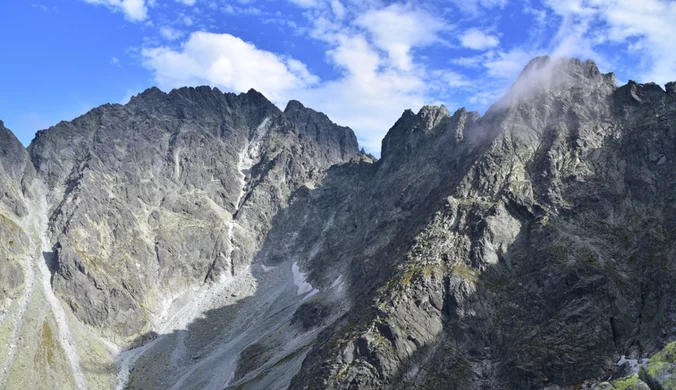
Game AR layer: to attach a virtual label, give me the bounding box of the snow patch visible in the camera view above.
[330,275,343,289]
[303,289,320,301]
[617,355,648,375]
[261,264,276,272]
[292,262,315,296]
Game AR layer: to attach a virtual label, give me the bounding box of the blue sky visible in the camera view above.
[1,0,674,153]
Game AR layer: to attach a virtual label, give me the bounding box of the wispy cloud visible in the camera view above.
[81,0,148,21]
[543,0,676,85]
[159,26,184,41]
[449,0,507,16]
[32,4,49,12]
[459,28,500,50]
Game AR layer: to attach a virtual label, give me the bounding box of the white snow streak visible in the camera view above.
[330,275,344,290]
[292,262,318,296]
[617,355,648,375]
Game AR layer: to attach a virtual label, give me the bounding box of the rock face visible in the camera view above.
[27,87,358,340]
[0,120,33,311]
[1,56,676,390]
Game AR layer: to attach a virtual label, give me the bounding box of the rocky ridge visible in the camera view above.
[0,56,676,389]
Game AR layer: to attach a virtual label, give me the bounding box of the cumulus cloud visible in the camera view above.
[141,32,319,103]
[176,0,196,5]
[459,28,500,50]
[355,4,447,71]
[82,0,148,21]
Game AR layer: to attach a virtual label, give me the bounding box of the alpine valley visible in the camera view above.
[2,56,676,390]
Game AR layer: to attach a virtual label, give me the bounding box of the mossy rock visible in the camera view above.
[651,341,676,364]
[595,374,650,389]
[638,341,676,390]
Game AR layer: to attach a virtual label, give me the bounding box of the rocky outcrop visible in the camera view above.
[639,341,676,390]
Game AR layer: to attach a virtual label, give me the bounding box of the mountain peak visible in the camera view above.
[499,56,617,106]
[284,100,306,113]
[666,81,676,95]
[240,88,270,104]
[518,56,605,81]
[418,105,451,129]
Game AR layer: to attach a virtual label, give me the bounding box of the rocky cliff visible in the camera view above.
[1,56,676,390]
[286,57,676,390]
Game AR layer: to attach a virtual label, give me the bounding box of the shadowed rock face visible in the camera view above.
[1,56,676,390]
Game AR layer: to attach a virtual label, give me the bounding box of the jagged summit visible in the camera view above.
[667,81,676,95]
[284,99,306,112]
[494,56,616,109]
[517,56,615,85]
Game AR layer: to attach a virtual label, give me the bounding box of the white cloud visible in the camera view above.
[544,0,676,85]
[330,0,345,19]
[111,57,121,67]
[159,26,184,41]
[222,5,262,15]
[82,0,148,21]
[176,0,196,5]
[483,48,535,80]
[356,4,447,71]
[288,0,320,8]
[459,28,500,50]
[141,32,319,103]
[32,4,49,12]
[451,55,484,68]
[450,0,507,15]
[293,31,429,151]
